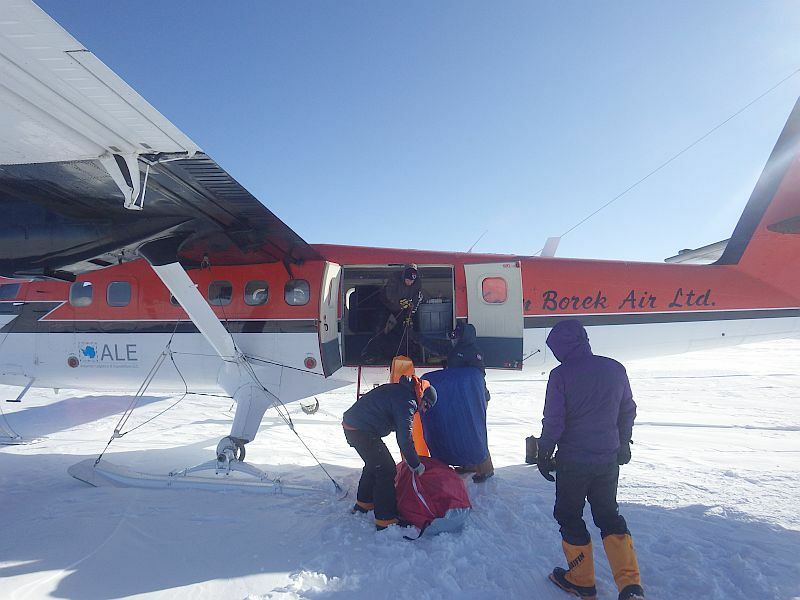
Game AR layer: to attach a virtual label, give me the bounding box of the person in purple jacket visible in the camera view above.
[537,319,644,600]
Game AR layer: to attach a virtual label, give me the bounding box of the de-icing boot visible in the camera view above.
[548,540,597,599]
[602,534,644,599]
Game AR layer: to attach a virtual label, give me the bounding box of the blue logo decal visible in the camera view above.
[80,345,97,359]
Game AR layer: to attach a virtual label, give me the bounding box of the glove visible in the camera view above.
[410,462,425,477]
[537,446,556,482]
[404,315,413,327]
[617,440,632,465]
[399,298,412,310]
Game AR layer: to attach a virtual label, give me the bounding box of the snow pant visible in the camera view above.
[344,428,398,525]
[554,460,642,594]
[553,460,629,546]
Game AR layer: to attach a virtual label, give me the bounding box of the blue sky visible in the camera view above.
[37,1,800,261]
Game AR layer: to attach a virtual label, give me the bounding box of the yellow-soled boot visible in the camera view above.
[350,500,374,514]
[548,541,597,599]
[374,517,398,531]
[602,534,645,599]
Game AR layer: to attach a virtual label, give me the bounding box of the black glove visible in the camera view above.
[537,445,556,482]
[617,440,632,465]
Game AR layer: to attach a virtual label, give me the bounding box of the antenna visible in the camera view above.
[467,229,488,253]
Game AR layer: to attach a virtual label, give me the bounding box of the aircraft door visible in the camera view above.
[464,262,523,369]
[319,262,343,376]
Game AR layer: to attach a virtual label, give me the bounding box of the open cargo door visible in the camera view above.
[463,262,523,369]
[319,262,342,376]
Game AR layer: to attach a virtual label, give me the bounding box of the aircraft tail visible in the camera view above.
[715,96,800,297]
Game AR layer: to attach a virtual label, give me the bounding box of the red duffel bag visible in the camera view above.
[395,456,471,536]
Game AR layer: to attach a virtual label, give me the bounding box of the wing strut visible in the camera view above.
[137,238,273,471]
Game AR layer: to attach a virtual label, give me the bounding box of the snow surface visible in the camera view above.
[1,340,799,599]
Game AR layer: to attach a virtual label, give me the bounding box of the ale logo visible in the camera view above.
[73,341,139,368]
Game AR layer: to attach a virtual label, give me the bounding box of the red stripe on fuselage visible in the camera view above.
[6,244,798,325]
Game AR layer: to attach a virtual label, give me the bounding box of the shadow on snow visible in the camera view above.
[0,460,797,600]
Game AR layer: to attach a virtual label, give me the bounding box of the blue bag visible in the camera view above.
[421,368,488,466]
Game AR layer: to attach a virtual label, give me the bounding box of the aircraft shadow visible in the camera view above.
[0,394,164,439]
[0,460,797,599]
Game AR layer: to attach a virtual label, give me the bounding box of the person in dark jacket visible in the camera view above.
[537,319,644,600]
[381,264,423,316]
[447,322,494,482]
[364,264,424,363]
[447,323,485,373]
[342,375,437,530]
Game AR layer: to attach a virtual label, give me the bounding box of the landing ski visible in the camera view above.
[69,458,341,497]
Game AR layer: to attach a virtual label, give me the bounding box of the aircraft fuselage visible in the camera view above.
[2,243,797,402]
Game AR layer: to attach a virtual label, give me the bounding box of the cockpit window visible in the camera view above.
[0,283,20,300]
[70,281,93,307]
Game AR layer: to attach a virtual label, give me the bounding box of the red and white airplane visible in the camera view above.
[1,2,799,480]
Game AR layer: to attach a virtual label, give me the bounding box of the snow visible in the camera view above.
[1,340,799,599]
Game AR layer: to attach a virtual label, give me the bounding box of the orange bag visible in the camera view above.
[390,355,430,457]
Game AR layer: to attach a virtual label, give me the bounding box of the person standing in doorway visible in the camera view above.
[363,264,423,363]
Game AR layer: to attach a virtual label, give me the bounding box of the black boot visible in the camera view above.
[350,501,373,514]
[618,584,645,600]
[548,567,597,599]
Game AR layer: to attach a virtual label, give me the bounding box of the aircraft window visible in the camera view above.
[107,281,131,307]
[70,281,93,307]
[169,294,181,307]
[208,281,233,306]
[244,280,269,306]
[0,283,20,300]
[285,279,310,306]
[481,277,507,304]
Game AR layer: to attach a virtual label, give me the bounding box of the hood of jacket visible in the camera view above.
[546,319,592,363]
[459,323,478,344]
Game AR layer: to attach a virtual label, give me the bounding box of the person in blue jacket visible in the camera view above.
[447,323,485,370]
[342,375,437,530]
[537,319,644,600]
[447,322,494,482]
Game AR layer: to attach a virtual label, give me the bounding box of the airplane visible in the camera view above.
[1,1,799,484]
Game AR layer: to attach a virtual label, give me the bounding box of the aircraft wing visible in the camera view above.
[0,0,319,279]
